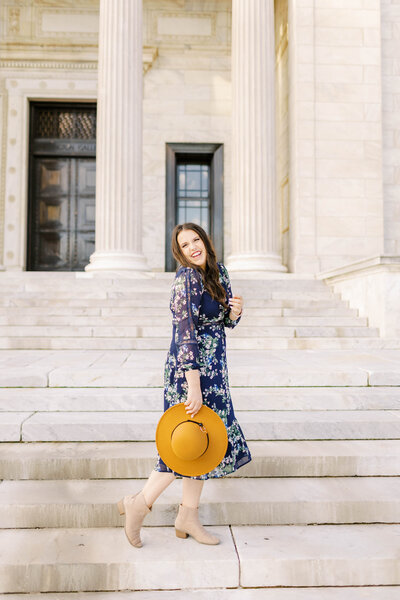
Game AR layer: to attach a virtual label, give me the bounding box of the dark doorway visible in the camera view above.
[165,143,223,272]
[27,102,96,271]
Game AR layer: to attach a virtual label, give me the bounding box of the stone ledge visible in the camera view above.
[2,439,400,479]
[1,476,400,528]
[318,255,400,281]
[1,587,400,599]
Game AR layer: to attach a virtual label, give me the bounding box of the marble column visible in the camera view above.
[86,0,148,271]
[227,0,287,272]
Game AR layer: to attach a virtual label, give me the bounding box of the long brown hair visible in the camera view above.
[171,222,229,310]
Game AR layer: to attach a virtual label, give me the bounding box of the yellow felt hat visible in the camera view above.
[155,403,228,477]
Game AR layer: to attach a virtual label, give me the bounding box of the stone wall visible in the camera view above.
[290,0,385,275]
[381,0,400,256]
[142,0,231,270]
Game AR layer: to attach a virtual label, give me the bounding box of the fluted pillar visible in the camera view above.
[227,0,287,272]
[86,0,147,271]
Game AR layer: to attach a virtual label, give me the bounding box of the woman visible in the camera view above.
[117,222,252,547]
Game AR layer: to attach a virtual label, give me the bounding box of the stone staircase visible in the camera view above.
[0,271,400,597]
[0,270,398,350]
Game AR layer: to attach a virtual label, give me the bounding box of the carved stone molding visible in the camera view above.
[0,46,158,74]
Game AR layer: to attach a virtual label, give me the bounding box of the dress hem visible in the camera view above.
[152,453,252,480]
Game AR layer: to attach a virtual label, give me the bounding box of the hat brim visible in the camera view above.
[156,403,228,476]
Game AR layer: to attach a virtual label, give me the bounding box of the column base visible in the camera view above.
[226,252,288,273]
[85,250,148,272]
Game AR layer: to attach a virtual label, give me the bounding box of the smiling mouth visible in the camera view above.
[191,251,201,258]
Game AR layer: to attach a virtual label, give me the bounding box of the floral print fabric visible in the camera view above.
[153,261,252,480]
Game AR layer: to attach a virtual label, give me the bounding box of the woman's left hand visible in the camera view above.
[229,294,243,318]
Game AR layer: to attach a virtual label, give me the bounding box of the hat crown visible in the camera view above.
[170,420,208,461]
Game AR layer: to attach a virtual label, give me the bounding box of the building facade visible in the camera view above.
[1,1,400,332]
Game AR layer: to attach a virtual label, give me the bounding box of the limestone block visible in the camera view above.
[0,413,33,442]
[21,411,161,442]
[315,9,379,29]
[369,371,400,385]
[0,368,47,387]
[316,82,381,102]
[0,527,237,593]
[233,524,400,587]
[0,387,163,412]
[184,100,230,116]
[48,367,163,387]
[40,9,99,35]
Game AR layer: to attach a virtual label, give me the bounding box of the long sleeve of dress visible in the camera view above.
[220,263,242,329]
[172,267,203,371]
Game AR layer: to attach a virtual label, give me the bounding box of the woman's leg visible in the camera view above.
[175,478,219,544]
[181,477,204,508]
[141,470,176,508]
[118,470,176,548]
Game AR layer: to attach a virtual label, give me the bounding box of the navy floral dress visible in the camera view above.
[153,261,252,480]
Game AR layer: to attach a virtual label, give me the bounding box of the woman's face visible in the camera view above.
[177,229,207,269]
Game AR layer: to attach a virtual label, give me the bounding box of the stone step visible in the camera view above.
[1,589,400,600]
[3,350,400,386]
[1,297,350,308]
[2,439,400,479]
[0,345,395,384]
[0,526,237,593]
[0,286,336,298]
[4,409,400,442]
[0,314,369,326]
[0,277,336,292]
[233,524,400,587]
[1,385,399,412]
[41,364,390,387]
[0,325,380,338]
[2,336,397,351]
[0,288,340,301]
[0,524,399,592]
[1,476,400,528]
[0,305,361,316]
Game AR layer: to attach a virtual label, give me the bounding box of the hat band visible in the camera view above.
[192,421,209,457]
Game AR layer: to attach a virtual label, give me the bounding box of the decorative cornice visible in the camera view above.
[0,46,159,73]
[0,60,97,70]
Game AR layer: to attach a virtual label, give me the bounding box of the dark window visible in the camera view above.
[177,162,211,232]
[166,143,223,272]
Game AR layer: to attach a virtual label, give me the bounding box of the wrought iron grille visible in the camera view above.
[34,108,96,140]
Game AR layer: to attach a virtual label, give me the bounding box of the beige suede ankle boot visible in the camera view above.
[117,490,152,547]
[174,503,220,545]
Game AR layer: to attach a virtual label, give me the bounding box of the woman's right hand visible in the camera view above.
[184,369,203,418]
[184,387,203,418]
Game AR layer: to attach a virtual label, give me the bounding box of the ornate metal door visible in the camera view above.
[27,103,96,271]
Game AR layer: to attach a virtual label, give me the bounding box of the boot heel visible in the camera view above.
[117,499,125,516]
[175,528,188,539]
